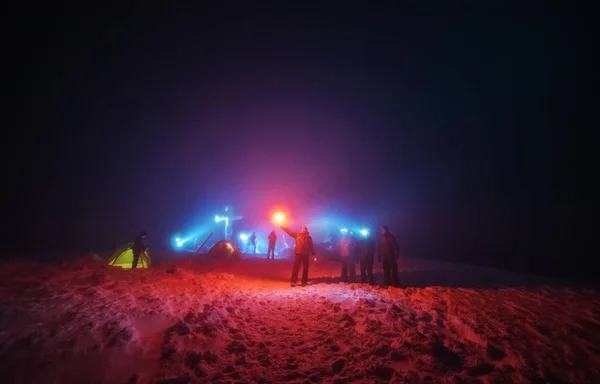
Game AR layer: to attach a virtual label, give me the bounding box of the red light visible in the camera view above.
[272,211,285,224]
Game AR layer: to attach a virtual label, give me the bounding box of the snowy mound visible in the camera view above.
[0,256,598,383]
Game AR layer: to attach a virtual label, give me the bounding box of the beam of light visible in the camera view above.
[174,236,190,248]
[173,234,201,249]
[239,233,248,241]
[215,215,222,223]
[340,228,348,233]
[360,229,369,237]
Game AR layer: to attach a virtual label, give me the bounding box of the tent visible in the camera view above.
[108,243,151,268]
[208,240,242,259]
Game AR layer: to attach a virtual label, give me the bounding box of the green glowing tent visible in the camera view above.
[108,244,151,269]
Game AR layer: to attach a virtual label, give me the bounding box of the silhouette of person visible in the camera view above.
[338,232,357,283]
[132,230,147,269]
[377,225,400,287]
[281,225,316,287]
[358,233,376,285]
[249,232,257,254]
[267,230,277,259]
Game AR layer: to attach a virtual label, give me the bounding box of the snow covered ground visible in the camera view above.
[0,254,599,383]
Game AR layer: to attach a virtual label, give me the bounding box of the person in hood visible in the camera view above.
[376,225,400,287]
[281,224,316,287]
[132,230,147,269]
[267,230,277,259]
[338,232,357,283]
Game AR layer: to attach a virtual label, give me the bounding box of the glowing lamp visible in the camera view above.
[239,233,248,241]
[360,229,369,236]
[272,212,286,225]
[174,235,187,248]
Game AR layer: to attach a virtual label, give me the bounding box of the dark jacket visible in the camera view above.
[250,234,257,244]
[377,232,399,260]
[268,232,277,244]
[338,236,357,262]
[338,237,351,257]
[282,227,316,255]
[358,237,376,262]
[132,232,147,253]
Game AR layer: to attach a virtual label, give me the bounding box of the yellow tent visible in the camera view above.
[108,244,151,269]
[208,240,242,259]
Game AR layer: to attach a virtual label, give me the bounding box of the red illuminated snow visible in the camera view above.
[0,255,599,383]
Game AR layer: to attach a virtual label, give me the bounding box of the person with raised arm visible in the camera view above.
[280,224,316,287]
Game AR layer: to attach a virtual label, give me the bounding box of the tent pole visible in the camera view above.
[196,232,214,253]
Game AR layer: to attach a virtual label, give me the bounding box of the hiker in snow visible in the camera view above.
[281,224,316,287]
[267,230,277,259]
[338,232,357,283]
[377,225,400,287]
[249,232,257,254]
[358,232,377,285]
[132,230,148,269]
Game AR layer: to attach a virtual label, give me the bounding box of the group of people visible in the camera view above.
[129,223,401,288]
[243,231,278,259]
[280,224,400,288]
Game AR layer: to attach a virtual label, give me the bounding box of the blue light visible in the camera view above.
[239,233,248,241]
[360,229,369,237]
[173,235,188,249]
[215,215,222,223]
[340,228,348,233]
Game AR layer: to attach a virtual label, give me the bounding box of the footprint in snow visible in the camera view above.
[486,344,506,361]
[467,362,495,376]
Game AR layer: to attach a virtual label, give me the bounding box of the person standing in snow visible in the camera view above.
[267,230,277,259]
[358,233,376,285]
[281,225,316,287]
[249,232,257,254]
[131,230,147,269]
[338,232,357,283]
[377,225,400,287]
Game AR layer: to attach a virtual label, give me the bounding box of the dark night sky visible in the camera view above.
[6,2,593,279]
